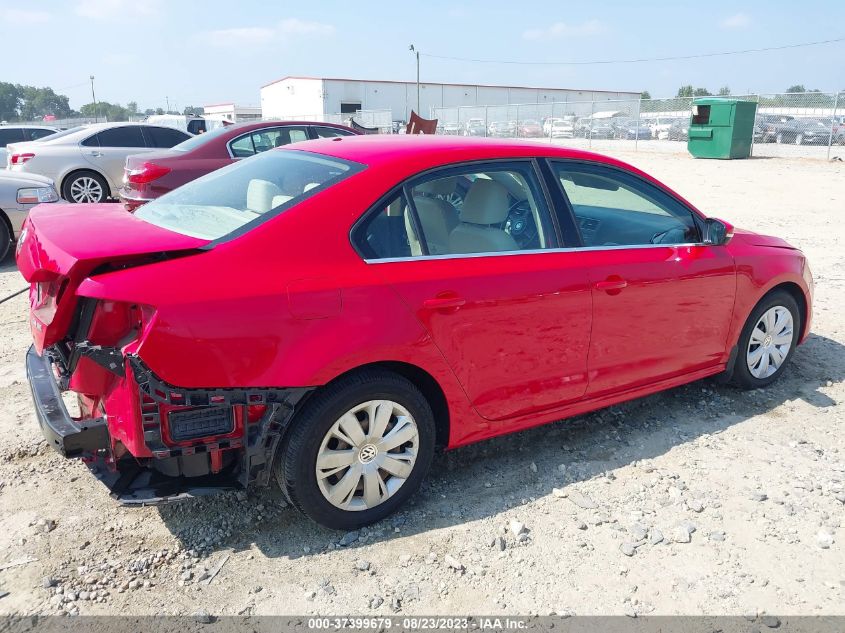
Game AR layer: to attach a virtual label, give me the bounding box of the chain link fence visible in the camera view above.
[272,109,394,133]
[432,92,845,160]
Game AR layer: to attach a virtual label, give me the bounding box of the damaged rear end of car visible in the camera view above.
[18,202,311,505]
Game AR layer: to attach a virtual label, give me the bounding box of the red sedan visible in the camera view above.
[19,136,812,530]
[118,120,358,211]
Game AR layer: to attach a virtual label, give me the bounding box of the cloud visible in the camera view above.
[720,13,750,29]
[1,9,51,24]
[196,18,335,49]
[278,18,335,36]
[74,0,161,20]
[198,27,276,48]
[523,19,604,40]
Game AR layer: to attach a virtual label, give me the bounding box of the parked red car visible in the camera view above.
[20,136,812,530]
[118,121,358,211]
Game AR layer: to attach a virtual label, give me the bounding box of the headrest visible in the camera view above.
[460,179,510,225]
[416,177,456,196]
[247,179,282,214]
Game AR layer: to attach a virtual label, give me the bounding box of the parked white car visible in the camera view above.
[0,170,59,260]
[0,125,59,168]
[5,122,191,203]
[647,118,675,140]
[542,118,575,138]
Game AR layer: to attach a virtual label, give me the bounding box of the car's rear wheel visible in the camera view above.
[62,171,108,204]
[731,290,800,389]
[0,218,11,262]
[275,369,436,530]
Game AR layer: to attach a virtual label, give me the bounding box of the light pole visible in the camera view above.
[89,75,98,122]
[409,44,420,115]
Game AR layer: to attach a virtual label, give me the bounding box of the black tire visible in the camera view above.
[730,290,801,390]
[0,218,11,262]
[61,171,109,204]
[275,369,436,530]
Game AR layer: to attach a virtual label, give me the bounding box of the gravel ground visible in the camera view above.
[0,151,843,617]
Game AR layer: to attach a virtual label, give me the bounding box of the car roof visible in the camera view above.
[286,134,619,170]
[281,135,703,217]
[225,120,353,133]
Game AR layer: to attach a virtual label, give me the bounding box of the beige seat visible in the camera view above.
[246,179,283,214]
[449,179,517,254]
[412,178,459,255]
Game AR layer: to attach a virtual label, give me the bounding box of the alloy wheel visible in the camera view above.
[746,306,794,379]
[315,400,419,511]
[69,176,104,203]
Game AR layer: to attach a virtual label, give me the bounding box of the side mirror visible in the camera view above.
[703,218,734,246]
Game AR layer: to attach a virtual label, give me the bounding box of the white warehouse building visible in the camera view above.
[260,75,641,122]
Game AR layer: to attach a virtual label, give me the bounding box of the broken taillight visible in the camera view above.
[87,301,155,347]
[31,278,66,325]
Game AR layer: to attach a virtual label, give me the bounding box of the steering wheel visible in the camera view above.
[503,199,539,249]
[650,226,689,245]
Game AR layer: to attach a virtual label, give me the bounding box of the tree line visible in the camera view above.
[0,81,203,122]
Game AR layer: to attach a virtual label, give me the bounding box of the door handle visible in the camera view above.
[595,278,628,292]
[89,151,103,157]
[423,295,466,310]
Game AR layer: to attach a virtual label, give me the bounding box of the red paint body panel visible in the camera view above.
[580,244,736,396]
[18,136,813,458]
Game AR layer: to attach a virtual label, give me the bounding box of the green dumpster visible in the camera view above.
[687,97,757,159]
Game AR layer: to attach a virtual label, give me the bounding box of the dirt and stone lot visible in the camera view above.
[0,151,842,617]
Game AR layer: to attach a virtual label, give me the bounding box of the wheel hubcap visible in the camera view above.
[746,306,794,379]
[69,177,103,203]
[316,400,419,511]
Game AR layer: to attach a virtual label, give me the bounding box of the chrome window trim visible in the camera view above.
[362,242,706,264]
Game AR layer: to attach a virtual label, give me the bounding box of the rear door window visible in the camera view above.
[144,126,191,148]
[229,126,310,157]
[89,126,147,148]
[26,128,57,141]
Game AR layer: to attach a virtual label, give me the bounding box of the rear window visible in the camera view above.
[134,150,360,241]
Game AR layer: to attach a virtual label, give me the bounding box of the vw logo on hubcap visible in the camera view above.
[358,444,378,464]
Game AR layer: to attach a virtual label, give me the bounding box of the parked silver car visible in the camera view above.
[0,171,59,260]
[0,124,59,167]
[5,122,191,203]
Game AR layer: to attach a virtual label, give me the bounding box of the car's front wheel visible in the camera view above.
[276,369,436,530]
[731,290,800,389]
[62,171,109,203]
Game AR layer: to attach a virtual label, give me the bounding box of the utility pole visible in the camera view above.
[166,96,170,113]
[89,75,98,122]
[409,44,420,114]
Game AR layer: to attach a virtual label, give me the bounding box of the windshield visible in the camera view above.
[170,124,232,151]
[135,150,359,241]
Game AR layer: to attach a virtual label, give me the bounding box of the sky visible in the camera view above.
[0,0,842,111]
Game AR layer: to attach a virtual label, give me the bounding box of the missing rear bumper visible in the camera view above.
[86,455,238,506]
